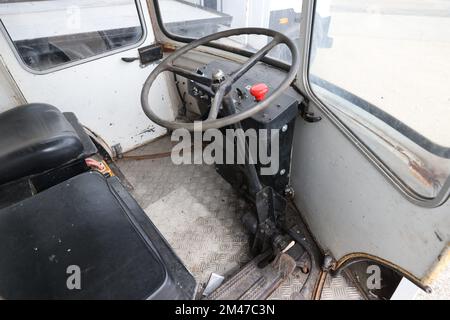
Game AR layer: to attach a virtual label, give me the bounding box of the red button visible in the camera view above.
[250,83,269,102]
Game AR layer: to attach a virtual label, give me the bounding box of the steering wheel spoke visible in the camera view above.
[207,86,227,121]
[230,37,280,84]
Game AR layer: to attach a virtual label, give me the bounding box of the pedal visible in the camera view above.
[205,251,297,300]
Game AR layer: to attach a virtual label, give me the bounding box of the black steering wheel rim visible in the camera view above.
[141,27,300,132]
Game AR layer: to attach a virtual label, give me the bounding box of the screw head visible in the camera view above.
[281,124,288,132]
[284,186,295,199]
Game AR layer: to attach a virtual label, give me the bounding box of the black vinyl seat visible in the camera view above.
[0,172,196,300]
[0,103,96,186]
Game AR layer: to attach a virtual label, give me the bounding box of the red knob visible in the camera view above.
[250,83,269,102]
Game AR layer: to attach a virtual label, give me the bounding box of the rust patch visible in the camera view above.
[422,245,450,285]
[408,160,436,188]
[162,43,177,53]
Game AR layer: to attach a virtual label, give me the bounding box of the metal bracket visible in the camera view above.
[138,43,163,66]
[122,43,163,66]
[323,254,337,272]
[112,144,123,159]
[300,102,322,123]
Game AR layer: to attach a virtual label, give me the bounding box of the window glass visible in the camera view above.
[157,0,303,63]
[310,0,450,148]
[310,0,450,198]
[0,0,144,71]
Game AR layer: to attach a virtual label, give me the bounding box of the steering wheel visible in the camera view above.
[141,28,300,131]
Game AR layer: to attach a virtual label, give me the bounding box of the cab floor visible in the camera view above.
[116,137,363,300]
[116,137,253,296]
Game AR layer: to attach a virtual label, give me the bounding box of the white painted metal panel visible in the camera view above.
[0,55,25,110]
[291,111,450,281]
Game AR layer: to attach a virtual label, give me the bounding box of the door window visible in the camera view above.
[0,0,144,72]
[309,0,450,198]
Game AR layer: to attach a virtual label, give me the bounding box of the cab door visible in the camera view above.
[0,0,179,155]
[293,0,450,293]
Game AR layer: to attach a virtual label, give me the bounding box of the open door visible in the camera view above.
[0,0,179,155]
[293,0,450,294]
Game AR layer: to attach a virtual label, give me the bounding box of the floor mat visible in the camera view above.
[117,145,254,292]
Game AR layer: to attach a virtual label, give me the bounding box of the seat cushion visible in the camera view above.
[0,172,196,300]
[0,103,84,185]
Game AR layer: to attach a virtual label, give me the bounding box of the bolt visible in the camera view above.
[212,69,226,84]
[280,169,286,176]
[285,186,295,199]
[281,124,288,132]
[323,255,337,272]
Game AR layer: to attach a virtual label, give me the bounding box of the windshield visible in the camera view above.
[156,0,304,64]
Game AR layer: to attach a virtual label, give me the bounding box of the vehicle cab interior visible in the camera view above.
[0,0,448,300]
